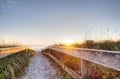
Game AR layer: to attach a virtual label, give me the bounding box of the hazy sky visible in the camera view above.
[0,0,120,45]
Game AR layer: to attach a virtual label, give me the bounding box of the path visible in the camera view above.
[21,50,64,79]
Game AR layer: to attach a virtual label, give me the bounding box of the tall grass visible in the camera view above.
[0,49,35,79]
[0,44,20,49]
[0,40,20,48]
[55,40,120,51]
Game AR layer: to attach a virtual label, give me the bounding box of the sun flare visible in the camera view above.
[64,39,74,46]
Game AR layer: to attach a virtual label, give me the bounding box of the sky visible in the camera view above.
[0,0,120,45]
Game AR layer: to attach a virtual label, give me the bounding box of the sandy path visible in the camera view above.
[21,51,63,79]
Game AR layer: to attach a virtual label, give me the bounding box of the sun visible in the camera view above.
[64,39,74,46]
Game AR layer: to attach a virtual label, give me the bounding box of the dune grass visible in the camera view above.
[0,49,35,79]
[0,44,20,49]
[55,40,120,51]
[0,40,20,48]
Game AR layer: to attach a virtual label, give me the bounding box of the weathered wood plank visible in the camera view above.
[48,46,120,71]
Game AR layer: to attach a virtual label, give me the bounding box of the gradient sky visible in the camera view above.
[0,0,120,45]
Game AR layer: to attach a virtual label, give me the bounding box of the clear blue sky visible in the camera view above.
[0,0,120,45]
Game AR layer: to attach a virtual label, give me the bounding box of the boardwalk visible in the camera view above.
[21,50,64,79]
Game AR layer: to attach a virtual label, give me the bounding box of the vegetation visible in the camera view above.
[91,63,120,79]
[55,40,120,51]
[0,45,20,48]
[64,73,72,79]
[0,49,35,79]
[0,40,20,48]
[0,43,20,48]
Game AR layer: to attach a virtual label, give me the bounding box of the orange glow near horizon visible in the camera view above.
[63,39,75,46]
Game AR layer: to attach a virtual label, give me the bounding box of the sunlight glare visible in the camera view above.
[64,39,74,46]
